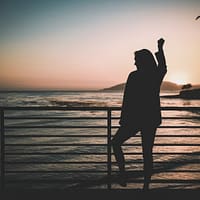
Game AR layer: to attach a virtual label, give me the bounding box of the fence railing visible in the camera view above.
[0,106,200,190]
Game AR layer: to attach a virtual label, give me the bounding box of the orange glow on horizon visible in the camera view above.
[167,72,190,85]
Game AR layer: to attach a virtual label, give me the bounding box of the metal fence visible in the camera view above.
[0,106,200,190]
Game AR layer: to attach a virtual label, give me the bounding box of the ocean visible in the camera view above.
[0,91,200,190]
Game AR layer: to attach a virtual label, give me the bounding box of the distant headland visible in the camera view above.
[101,81,183,91]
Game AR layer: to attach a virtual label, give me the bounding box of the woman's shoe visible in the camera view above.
[142,182,149,191]
[118,173,127,187]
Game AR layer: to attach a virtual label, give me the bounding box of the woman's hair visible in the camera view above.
[134,49,157,71]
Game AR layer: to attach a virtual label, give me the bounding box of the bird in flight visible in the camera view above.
[195,16,200,20]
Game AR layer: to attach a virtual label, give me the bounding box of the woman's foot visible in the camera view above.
[118,172,127,187]
[142,182,149,191]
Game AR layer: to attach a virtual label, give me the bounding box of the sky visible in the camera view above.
[0,0,200,90]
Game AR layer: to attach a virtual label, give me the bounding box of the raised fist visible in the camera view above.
[158,38,165,49]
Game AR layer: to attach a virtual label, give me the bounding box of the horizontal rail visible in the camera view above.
[5,170,109,173]
[4,116,200,120]
[5,134,108,137]
[4,143,200,146]
[4,161,200,164]
[4,117,108,120]
[4,152,200,155]
[4,134,200,137]
[5,170,200,173]
[5,125,200,129]
[5,125,108,128]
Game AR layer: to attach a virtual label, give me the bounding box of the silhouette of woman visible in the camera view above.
[111,38,167,190]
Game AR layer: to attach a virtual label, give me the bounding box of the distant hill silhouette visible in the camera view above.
[102,83,126,91]
[161,81,182,91]
[102,81,182,91]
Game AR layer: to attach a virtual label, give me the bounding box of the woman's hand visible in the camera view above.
[158,38,165,50]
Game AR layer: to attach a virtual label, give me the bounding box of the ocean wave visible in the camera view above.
[50,100,108,107]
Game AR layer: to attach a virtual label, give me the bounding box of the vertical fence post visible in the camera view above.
[107,108,112,190]
[0,109,5,191]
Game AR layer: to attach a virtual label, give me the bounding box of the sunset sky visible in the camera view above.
[1,0,200,90]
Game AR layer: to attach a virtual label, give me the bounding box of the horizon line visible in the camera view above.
[0,81,200,92]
